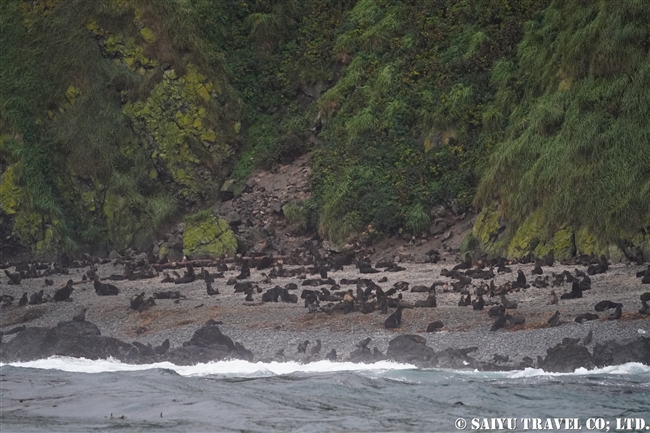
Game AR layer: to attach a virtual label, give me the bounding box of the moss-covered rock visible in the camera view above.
[0,165,21,215]
[574,227,605,257]
[534,228,575,261]
[123,64,233,204]
[466,206,508,256]
[472,208,500,244]
[507,210,545,258]
[183,211,237,259]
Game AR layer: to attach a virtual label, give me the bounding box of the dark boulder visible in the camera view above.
[591,337,650,368]
[386,335,437,367]
[189,324,235,351]
[540,341,594,372]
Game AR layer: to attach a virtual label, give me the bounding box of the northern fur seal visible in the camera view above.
[574,313,599,323]
[53,280,73,302]
[490,313,507,331]
[297,340,310,353]
[356,337,371,348]
[205,270,219,295]
[310,339,321,355]
[426,321,444,332]
[72,306,87,322]
[94,276,119,296]
[547,311,560,327]
[4,270,21,285]
[175,265,196,284]
[236,261,250,280]
[384,308,402,329]
[594,300,622,311]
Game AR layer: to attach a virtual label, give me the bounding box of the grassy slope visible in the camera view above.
[475,0,650,252]
[1,0,648,256]
[0,0,240,255]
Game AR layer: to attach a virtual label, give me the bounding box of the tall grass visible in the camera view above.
[475,0,650,240]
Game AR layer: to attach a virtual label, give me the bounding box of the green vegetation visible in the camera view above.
[183,210,237,259]
[283,202,308,233]
[475,0,650,252]
[0,0,239,254]
[2,0,649,257]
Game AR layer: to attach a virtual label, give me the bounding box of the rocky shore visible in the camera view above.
[1,255,649,372]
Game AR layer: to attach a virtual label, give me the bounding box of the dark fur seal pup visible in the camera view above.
[205,270,219,295]
[493,354,509,363]
[505,314,525,325]
[384,307,402,329]
[515,270,527,288]
[256,255,273,271]
[72,306,87,322]
[297,340,310,353]
[560,281,582,299]
[608,304,622,320]
[154,339,170,355]
[29,290,44,305]
[280,288,298,303]
[642,267,650,284]
[548,290,559,305]
[236,261,250,280]
[175,265,196,284]
[54,280,73,302]
[640,292,650,314]
[18,292,28,307]
[594,300,622,311]
[426,321,444,332]
[153,291,182,299]
[94,276,119,296]
[130,292,155,311]
[547,311,560,327]
[490,313,507,331]
[356,337,371,348]
[488,304,505,318]
[325,348,337,361]
[472,294,485,310]
[415,293,437,308]
[544,250,555,267]
[532,262,543,275]
[500,294,517,309]
[262,286,282,302]
[5,269,21,285]
[458,293,471,307]
[574,313,599,323]
[310,339,322,355]
[44,278,54,286]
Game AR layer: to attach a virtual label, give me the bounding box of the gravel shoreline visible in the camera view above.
[2,259,649,367]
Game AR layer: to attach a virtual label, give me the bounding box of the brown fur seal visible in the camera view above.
[53,280,74,302]
[384,308,402,329]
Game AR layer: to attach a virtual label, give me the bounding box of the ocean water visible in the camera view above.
[1,359,649,432]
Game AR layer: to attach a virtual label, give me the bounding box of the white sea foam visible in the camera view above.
[1,357,417,377]
[507,362,650,378]
[2,357,648,378]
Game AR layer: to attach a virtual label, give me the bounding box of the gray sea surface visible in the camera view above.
[1,358,649,432]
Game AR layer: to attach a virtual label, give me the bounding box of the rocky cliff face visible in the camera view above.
[0,0,240,258]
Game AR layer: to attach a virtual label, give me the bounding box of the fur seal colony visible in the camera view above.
[1,248,649,367]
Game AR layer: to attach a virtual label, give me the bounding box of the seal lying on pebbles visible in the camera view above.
[547,311,561,327]
[384,307,402,329]
[94,276,119,296]
[53,280,73,302]
[297,340,309,353]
